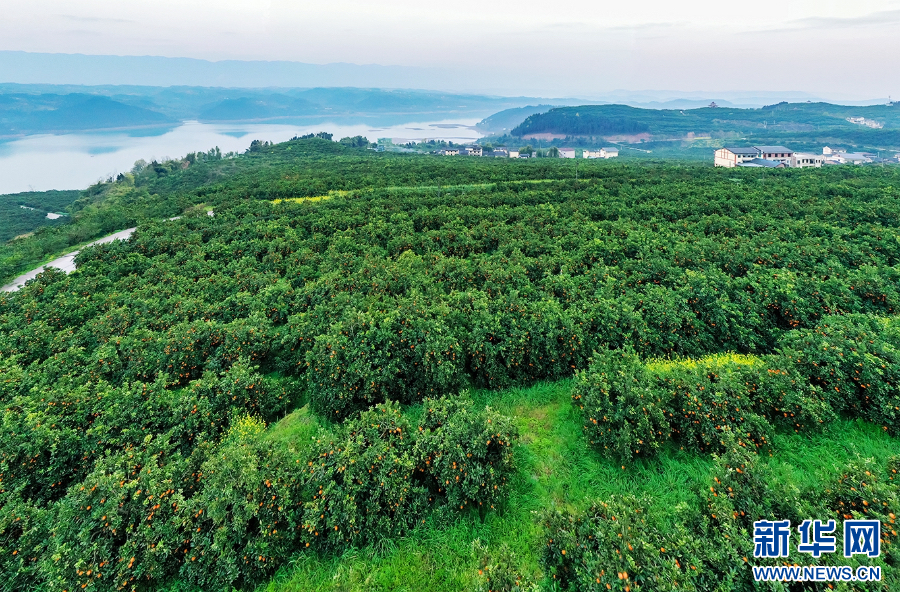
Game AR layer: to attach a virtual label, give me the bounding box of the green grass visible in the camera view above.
[254,379,899,592]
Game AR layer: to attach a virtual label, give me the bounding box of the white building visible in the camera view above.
[835,152,872,165]
[440,148,460,156]
[715,146,795,167]
[791,153,825,168]
[600,147,619,158]
[559,147,576,158]
[466,146,483,156]
[714,147,760,167]
[583,149,601,159]
[508,149,520,158]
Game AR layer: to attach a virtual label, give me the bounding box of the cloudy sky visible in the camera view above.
[1,0,899,98]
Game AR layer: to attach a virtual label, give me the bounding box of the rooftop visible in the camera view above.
[723,147,759,155]
[754,146,794,154]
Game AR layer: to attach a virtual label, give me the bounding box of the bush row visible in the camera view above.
[573,314,900,461]
[541,437,900,591]
[0,395,517,591]
[5,169,900,422]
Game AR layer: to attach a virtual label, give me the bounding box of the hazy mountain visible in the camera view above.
[476,105,559,134]
[0,84,574,135]
[197,95,321,121]
[0,93,174,135]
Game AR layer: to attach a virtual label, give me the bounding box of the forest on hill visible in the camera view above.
[1,140,898,591]
[0,190,78,242]
[508,102,900,149]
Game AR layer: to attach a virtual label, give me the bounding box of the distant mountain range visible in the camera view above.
[0,84,576,137]
[2,52,888,106]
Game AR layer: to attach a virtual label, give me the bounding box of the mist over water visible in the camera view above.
[0,119,484,194]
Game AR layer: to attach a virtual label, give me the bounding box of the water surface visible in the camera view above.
[0,118,484,194]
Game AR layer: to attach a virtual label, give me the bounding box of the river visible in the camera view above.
[0,118,485,194]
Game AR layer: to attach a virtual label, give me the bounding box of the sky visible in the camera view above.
[1,0,899,99]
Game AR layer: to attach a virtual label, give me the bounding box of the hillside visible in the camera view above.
[1,142,899,591]
[508,102,900,148]
[0,189,79,241]
[475,104,557,134]
[0,94,176,136]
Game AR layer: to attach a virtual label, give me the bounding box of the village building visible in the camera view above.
[559,147,576,158]
[466,146,483,156]
[440,148,460,156]
[753,146,794,165]
[834,152,872,165]
[600,147,619,158]
[714,147,760,167]
[582,149,601,159]
[791,153,825,168]
[508,149,520,158]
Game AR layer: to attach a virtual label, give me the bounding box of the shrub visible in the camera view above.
[306,299,465,419]
[467,295,585,388]
[416,394,518,512]
[572,348,672,461]
[476,543,535,592]
[779,314,900,435]
[576,350,835,459]
[0,497,49,591]
[41,435,194,592]
[181,415,304,590]
[541,495,705,592]
[300,401,430,551]
[655,355,773,454]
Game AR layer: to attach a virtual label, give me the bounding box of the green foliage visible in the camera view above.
[42,434,196,592]
[300,401,429,554]
[305,296,465,419]
[182,415,303,590]
[574,344,849,460]
[542,444,900,592]
[778,314,900,435]
[417,395,518,511]
[476,543,535,592]
[339,135,371,148]
[510,102,900,142]
[571,348,670,462]
[2,140,900,590]
[0,189,77,242]
[541,494,707,591]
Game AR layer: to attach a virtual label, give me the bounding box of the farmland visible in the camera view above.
[0,139,898,590]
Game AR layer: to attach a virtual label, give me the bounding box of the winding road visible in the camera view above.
[1,227,137,292]
[2,210,215,293]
